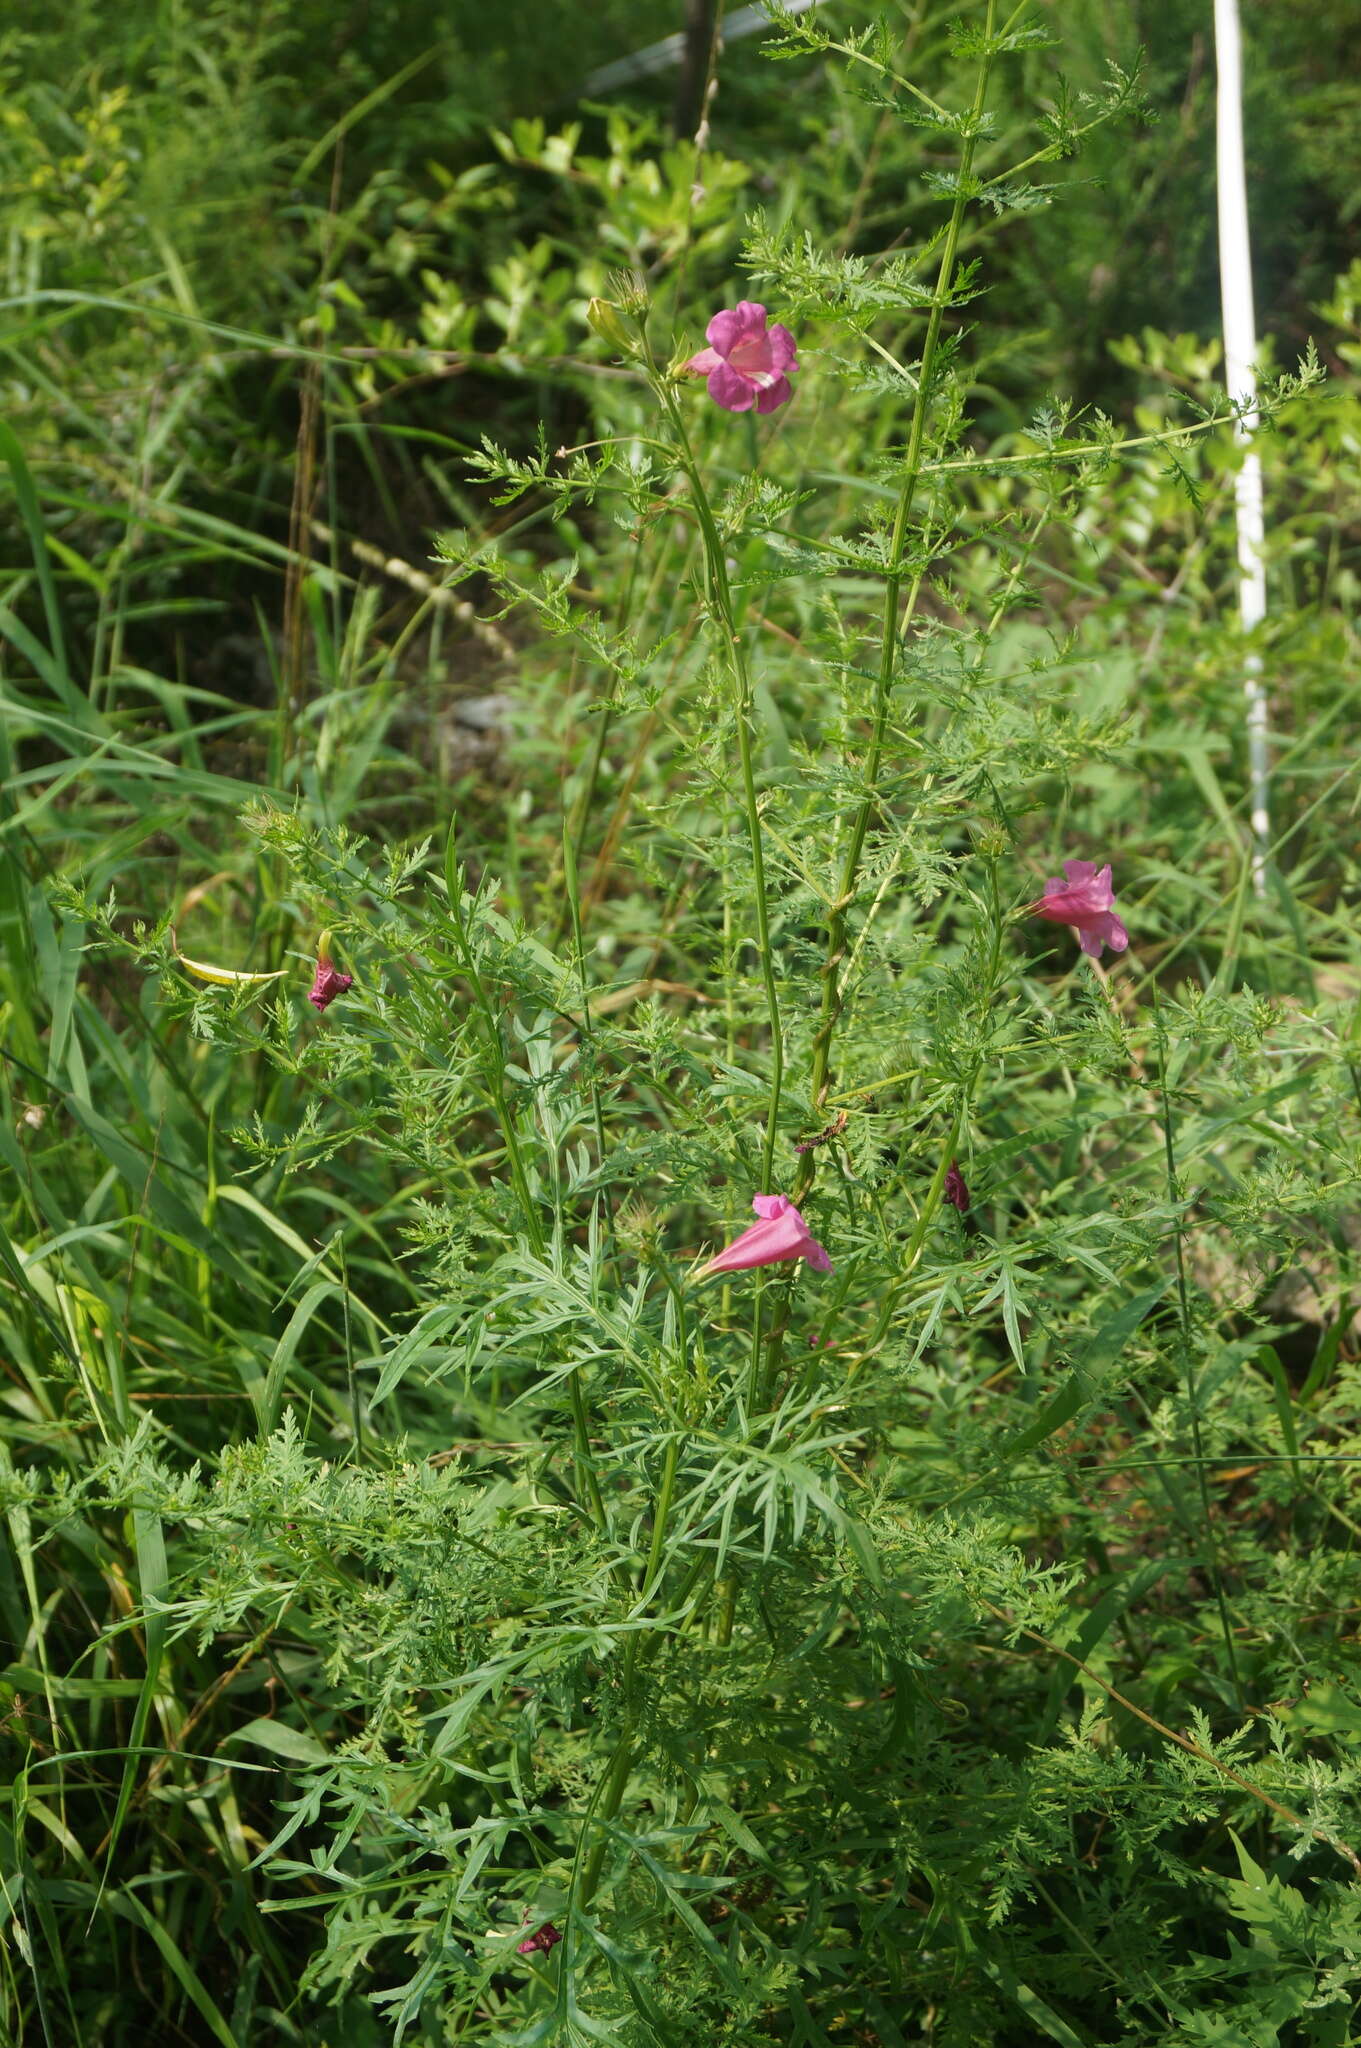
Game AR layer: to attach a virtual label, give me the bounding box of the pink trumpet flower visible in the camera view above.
[307,957,353,1012]
[683,301,798,414]
[1032,860,1129,961]
[943,1162,970,1213]
[697,1194,832,1281]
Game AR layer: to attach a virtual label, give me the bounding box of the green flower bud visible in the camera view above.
[586,297,634,353]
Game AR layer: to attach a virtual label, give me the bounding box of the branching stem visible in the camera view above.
[795,4,998,1205]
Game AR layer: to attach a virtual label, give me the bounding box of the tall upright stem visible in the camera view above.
[578,1286,692,1906]
[660,389,785,1198]
[794,5,997,1205]
[1153,990,1243,1709]
[444,832,543,1256]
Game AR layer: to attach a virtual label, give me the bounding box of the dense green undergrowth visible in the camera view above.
[4,2,1361,2044]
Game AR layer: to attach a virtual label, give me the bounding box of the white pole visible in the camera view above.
[1213,0,1270,893]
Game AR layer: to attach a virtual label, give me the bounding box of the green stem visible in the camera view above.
[658,386,785,1198]
[656,384,785,1403]
[795,4,998,1205]
[550,532,650,950]
[851,1094,967,1373]
[849,858,1005,1366]
[569,1370,608,1532]
[714,1573,738,1647]
[643,1272,688,1597]
[575,1554,722,1904]
[562,816,617,1272]
[444,827,543,1257]
[577,1667,638,1908]
[444,829,614,1557]
[642,1436,680,1599]
[579,1295,693,1903]
[751,18,999,1408]
[1153,987,1244,1710]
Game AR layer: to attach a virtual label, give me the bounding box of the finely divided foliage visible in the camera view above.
[3,3,1361,2044]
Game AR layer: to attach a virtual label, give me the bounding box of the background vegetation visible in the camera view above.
[3,1,1361,2043]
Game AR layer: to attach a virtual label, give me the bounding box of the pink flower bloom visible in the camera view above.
[697,1194,832,1281]
[517,1921,562,1957]
[307,958,353,1012]
[944,1162,970,1213]
[1032,860,1129,961]
[683,301,798,414]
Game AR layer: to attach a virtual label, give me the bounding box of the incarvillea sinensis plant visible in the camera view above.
[70,5,1361,2044]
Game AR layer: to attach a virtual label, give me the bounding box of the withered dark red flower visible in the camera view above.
[307,959,353,1012]
[516,1921,562,1957]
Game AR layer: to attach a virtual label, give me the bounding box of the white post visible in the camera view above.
[1213,0,1270,893]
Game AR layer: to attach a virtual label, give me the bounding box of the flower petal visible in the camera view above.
[684,346,725,376]
[699,1218,798,1275]
[697,1194,831,1279]
[754,374,793,414]
[706,360,756,412]
[704,308,741,357]
[308,962,354,1011]
[706,300,766,355]
[1033,856,1125,959]
[728,334,775,380]
[765,322,799,370]
[1034,890,1079,924]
